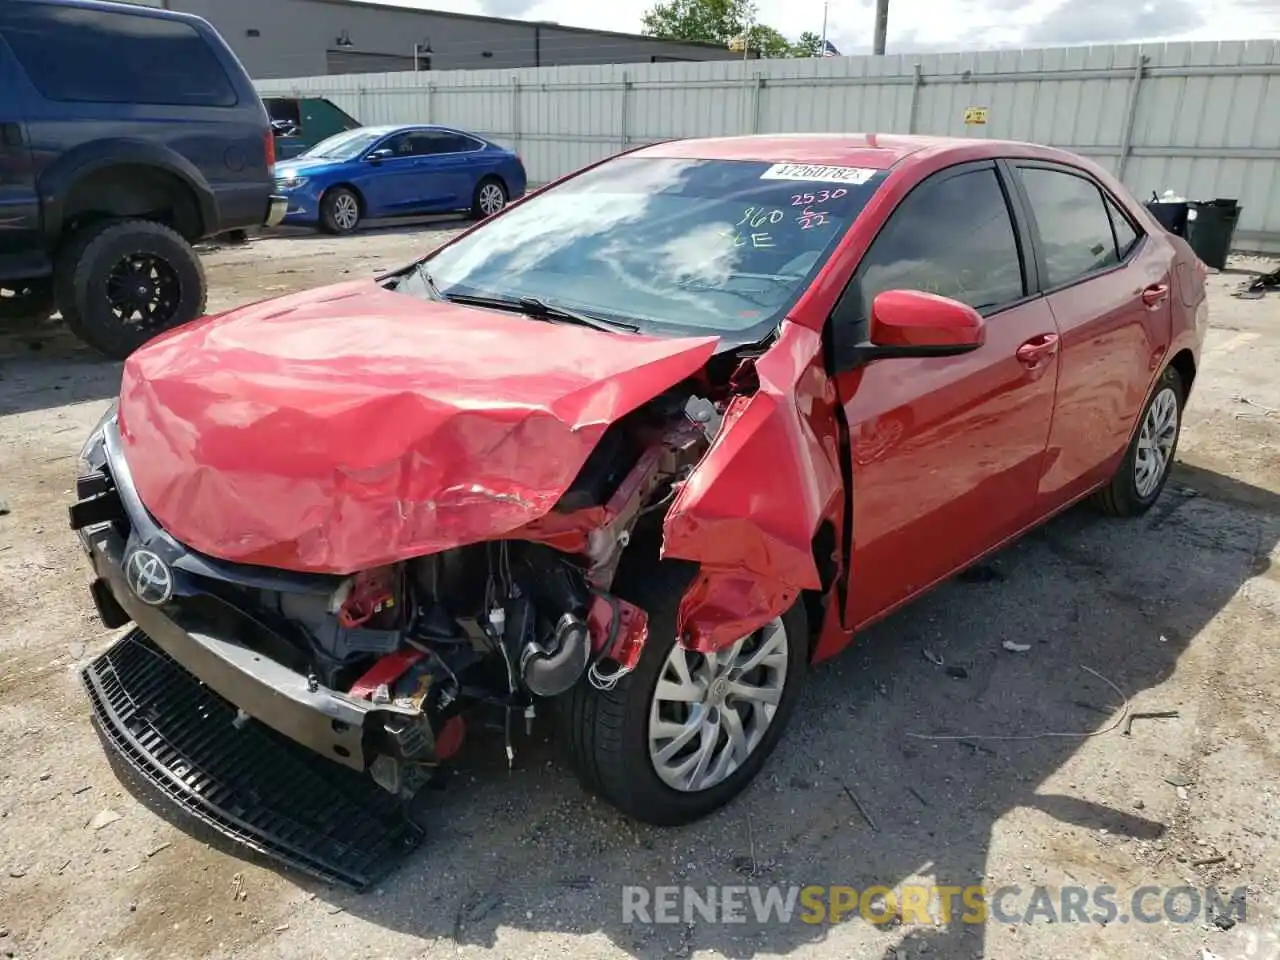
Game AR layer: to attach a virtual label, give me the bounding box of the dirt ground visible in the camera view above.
[1,222,1278,960]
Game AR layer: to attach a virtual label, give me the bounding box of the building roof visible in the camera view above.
[288,0,734,50]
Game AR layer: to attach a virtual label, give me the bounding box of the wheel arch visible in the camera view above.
[39,141,216,243]
[1169,348,1197,397]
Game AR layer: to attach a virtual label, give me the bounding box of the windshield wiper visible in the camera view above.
[441,290,639,333]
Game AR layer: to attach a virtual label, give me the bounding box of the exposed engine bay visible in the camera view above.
[125,379,733,799]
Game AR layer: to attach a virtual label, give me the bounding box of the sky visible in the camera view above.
[368,0,1280,53]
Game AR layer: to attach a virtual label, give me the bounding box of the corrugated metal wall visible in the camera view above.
[257,40,1280,250]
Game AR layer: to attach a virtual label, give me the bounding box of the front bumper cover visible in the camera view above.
[72,419,424,774]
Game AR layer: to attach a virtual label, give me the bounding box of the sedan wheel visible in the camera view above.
[556,558,808,827]
[648,620,788,793]
[472,179,507,218]
[320,188,362,235]
[1134,385,1179,498]
[1093,364,1185,517]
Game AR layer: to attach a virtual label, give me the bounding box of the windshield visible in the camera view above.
[424,156,886,343]
[299,127,385,161]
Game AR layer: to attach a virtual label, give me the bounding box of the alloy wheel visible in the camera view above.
[1134,385,1179,498]
[479,183,506,216]
[104,254,182,333]
[332,193,360,231]
[647,619,789,793]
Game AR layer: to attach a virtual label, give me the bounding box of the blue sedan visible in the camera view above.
[272,124,527,234]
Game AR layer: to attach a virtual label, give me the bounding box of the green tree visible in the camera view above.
[640,0,756,46]
[791,30,824,57]
[641,0,800,58]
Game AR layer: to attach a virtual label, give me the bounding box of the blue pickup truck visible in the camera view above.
[0,0,282,358]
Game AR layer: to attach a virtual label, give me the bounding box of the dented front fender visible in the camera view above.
[661,321,846,653]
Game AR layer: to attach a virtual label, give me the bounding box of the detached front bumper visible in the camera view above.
[71,416,425,886]
[71,417,430,775]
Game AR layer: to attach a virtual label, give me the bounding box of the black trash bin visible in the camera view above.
[1146,199,1189,237]
[1185,198,1241,270]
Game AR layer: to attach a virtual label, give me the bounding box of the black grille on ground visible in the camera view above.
[82,630,424,889]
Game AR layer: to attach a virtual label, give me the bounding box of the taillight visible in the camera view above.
[265,129,276,169]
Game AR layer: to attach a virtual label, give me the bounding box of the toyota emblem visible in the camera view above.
[125,548,173,606]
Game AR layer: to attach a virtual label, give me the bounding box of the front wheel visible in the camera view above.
[557,562,808,826]
[1093,365,1184,516]
[319,187,362,235]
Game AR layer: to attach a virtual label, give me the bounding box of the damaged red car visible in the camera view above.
[72,134,1206,879]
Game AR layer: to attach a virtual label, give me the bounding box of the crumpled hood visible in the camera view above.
[118,280,718,573]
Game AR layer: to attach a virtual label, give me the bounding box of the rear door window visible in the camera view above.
[1018,167,1125,287]
[0,6,237,107]
[841,165,1027,335]
[1106,195,1141,258]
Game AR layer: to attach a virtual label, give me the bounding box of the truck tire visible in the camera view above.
[54,219,207,360]
[557,560,808,826]
[0,281,55,323]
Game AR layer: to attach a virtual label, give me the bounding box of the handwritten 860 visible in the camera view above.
[738,207,786,228]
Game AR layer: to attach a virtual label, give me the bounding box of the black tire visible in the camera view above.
[319,186,362,235]
[1093,365,1185,517]
[471,177,508,219]
[0,280,55,323]
[54,219,206,360]
[557,560,808,826]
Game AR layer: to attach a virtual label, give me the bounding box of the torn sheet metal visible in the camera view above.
[117,280,718,573]
[662,321,845,652]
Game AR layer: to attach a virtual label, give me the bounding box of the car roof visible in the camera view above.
[631,134,1080,170]
[357,123,476,137]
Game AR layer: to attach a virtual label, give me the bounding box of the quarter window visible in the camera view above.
[843,166,1026,333]
[1019,168,1124,287]
[1106,195,1141,259]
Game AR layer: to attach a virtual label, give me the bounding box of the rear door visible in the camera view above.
[1008,163,1172,508]
[829,161,1061,627]
[0,33,41,274]
[412,131,493,211]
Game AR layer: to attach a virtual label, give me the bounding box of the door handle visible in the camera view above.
[1015,333,1060,366]
[1141,283,1169,307]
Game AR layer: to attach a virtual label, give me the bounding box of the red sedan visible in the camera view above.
[73,134,1207,854]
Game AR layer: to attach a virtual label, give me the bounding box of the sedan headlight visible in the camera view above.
[276,175,308,190]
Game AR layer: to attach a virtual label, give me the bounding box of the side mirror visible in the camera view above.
[367,147,393,162]
[837,289,985,370]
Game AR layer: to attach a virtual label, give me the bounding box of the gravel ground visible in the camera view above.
[1,226,1278,960]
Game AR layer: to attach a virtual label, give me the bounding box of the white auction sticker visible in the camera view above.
[760,163,878,185]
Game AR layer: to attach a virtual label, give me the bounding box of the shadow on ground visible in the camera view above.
[0,316,119,417]
[107,463,1278,958]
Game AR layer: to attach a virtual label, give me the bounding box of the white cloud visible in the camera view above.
[377,0,1280,52]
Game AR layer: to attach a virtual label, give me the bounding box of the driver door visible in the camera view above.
[829,160,1060,627]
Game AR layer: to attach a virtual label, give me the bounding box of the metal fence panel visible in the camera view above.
[258,39,1280,250]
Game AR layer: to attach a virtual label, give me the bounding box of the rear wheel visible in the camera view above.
[0,280,55,323]
[319,187,361,235]
[54,219,206,360]
[471,177,507,219]
[557,561,808,825]
[1093,365,1184,516]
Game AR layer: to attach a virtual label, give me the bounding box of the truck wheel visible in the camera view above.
[0,280,55,323]
[55,220,207,360]
[319,187,361,235]
[557,561,808,826]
